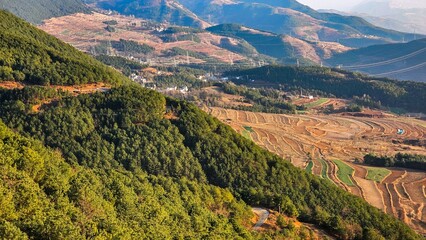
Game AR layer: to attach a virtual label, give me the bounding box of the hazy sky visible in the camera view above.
[297,0,426,10]
[297,0,366,11]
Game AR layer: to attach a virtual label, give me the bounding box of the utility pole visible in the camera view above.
[297,59,300,67]
[320,61,323,68]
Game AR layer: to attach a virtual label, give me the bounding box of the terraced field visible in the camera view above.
[207,107,426,235]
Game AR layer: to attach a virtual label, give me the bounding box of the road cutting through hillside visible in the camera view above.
[252,208,270,230]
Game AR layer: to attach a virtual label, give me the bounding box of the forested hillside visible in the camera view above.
[0,85,422,239]
[0,10,126,85]
[0,0,89,24]
[0,10,423,240]
[0,118,254,239]
[226,65,426,113]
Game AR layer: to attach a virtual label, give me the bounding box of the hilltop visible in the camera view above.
[0,10,126,85]
[0,0,89,24]
[97,0,210,28]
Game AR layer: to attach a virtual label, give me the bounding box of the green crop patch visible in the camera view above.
[304,98,328,109]
[305,161,313,174]
[366,167,391,182]
[243,126,254,132]
[333,159,355,186]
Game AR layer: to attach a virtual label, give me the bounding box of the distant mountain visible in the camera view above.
[0,0,90,24]
[351,0,426,35]
[319,8,425,36]
[94,0,424,48]
[207,23,350,64]
[176,0,422,48]
[96,0,210,28]
[327,38,426,82]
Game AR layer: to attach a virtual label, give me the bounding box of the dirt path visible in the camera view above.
[252,208,270,230]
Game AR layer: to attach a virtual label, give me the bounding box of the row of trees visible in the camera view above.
[221,82,296,113]
[364,153,426,171]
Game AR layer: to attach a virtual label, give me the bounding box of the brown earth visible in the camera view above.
[207,107,426,235]
[0,81,24,89]
[39,12,246,64]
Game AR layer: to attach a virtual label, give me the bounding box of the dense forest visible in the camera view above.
[226,65,426,113]
[0,85,421,239]
[111,39,155,54]
[0,119,255,239]
[95,55,147,76]
[0,10,127,85]
[0,9,423,240]
[0,0,89,24]
[364,153,426,171]
[220,82,296,113]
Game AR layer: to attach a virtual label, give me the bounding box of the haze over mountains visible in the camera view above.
[327,38,426,82]
[350,0,426,35]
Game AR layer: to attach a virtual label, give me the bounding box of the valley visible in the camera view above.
[207,107,426,234]
[0,0,425,238]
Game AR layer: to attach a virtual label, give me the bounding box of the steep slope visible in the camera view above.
[97,0,210,28]
[327,38,426,82]
[0,10,126,85]
[0,118,255,239]
[0,0,89,24]
[0,10,423,239]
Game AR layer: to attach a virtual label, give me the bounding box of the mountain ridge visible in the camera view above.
[327,38,426,82]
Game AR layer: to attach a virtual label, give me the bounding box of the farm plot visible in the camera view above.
[207,107,426,235]
[366,167,392,182]
[333,160,355,186]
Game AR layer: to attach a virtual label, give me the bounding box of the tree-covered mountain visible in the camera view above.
[327,38,426,82]
[226,65,426,113]
[0,9,424,240]
[96,0,210,28]
[0,118,255,239]
[0,10,126,85]
[0,0,89,24]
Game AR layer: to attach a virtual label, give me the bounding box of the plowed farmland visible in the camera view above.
[207,107,426,235]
